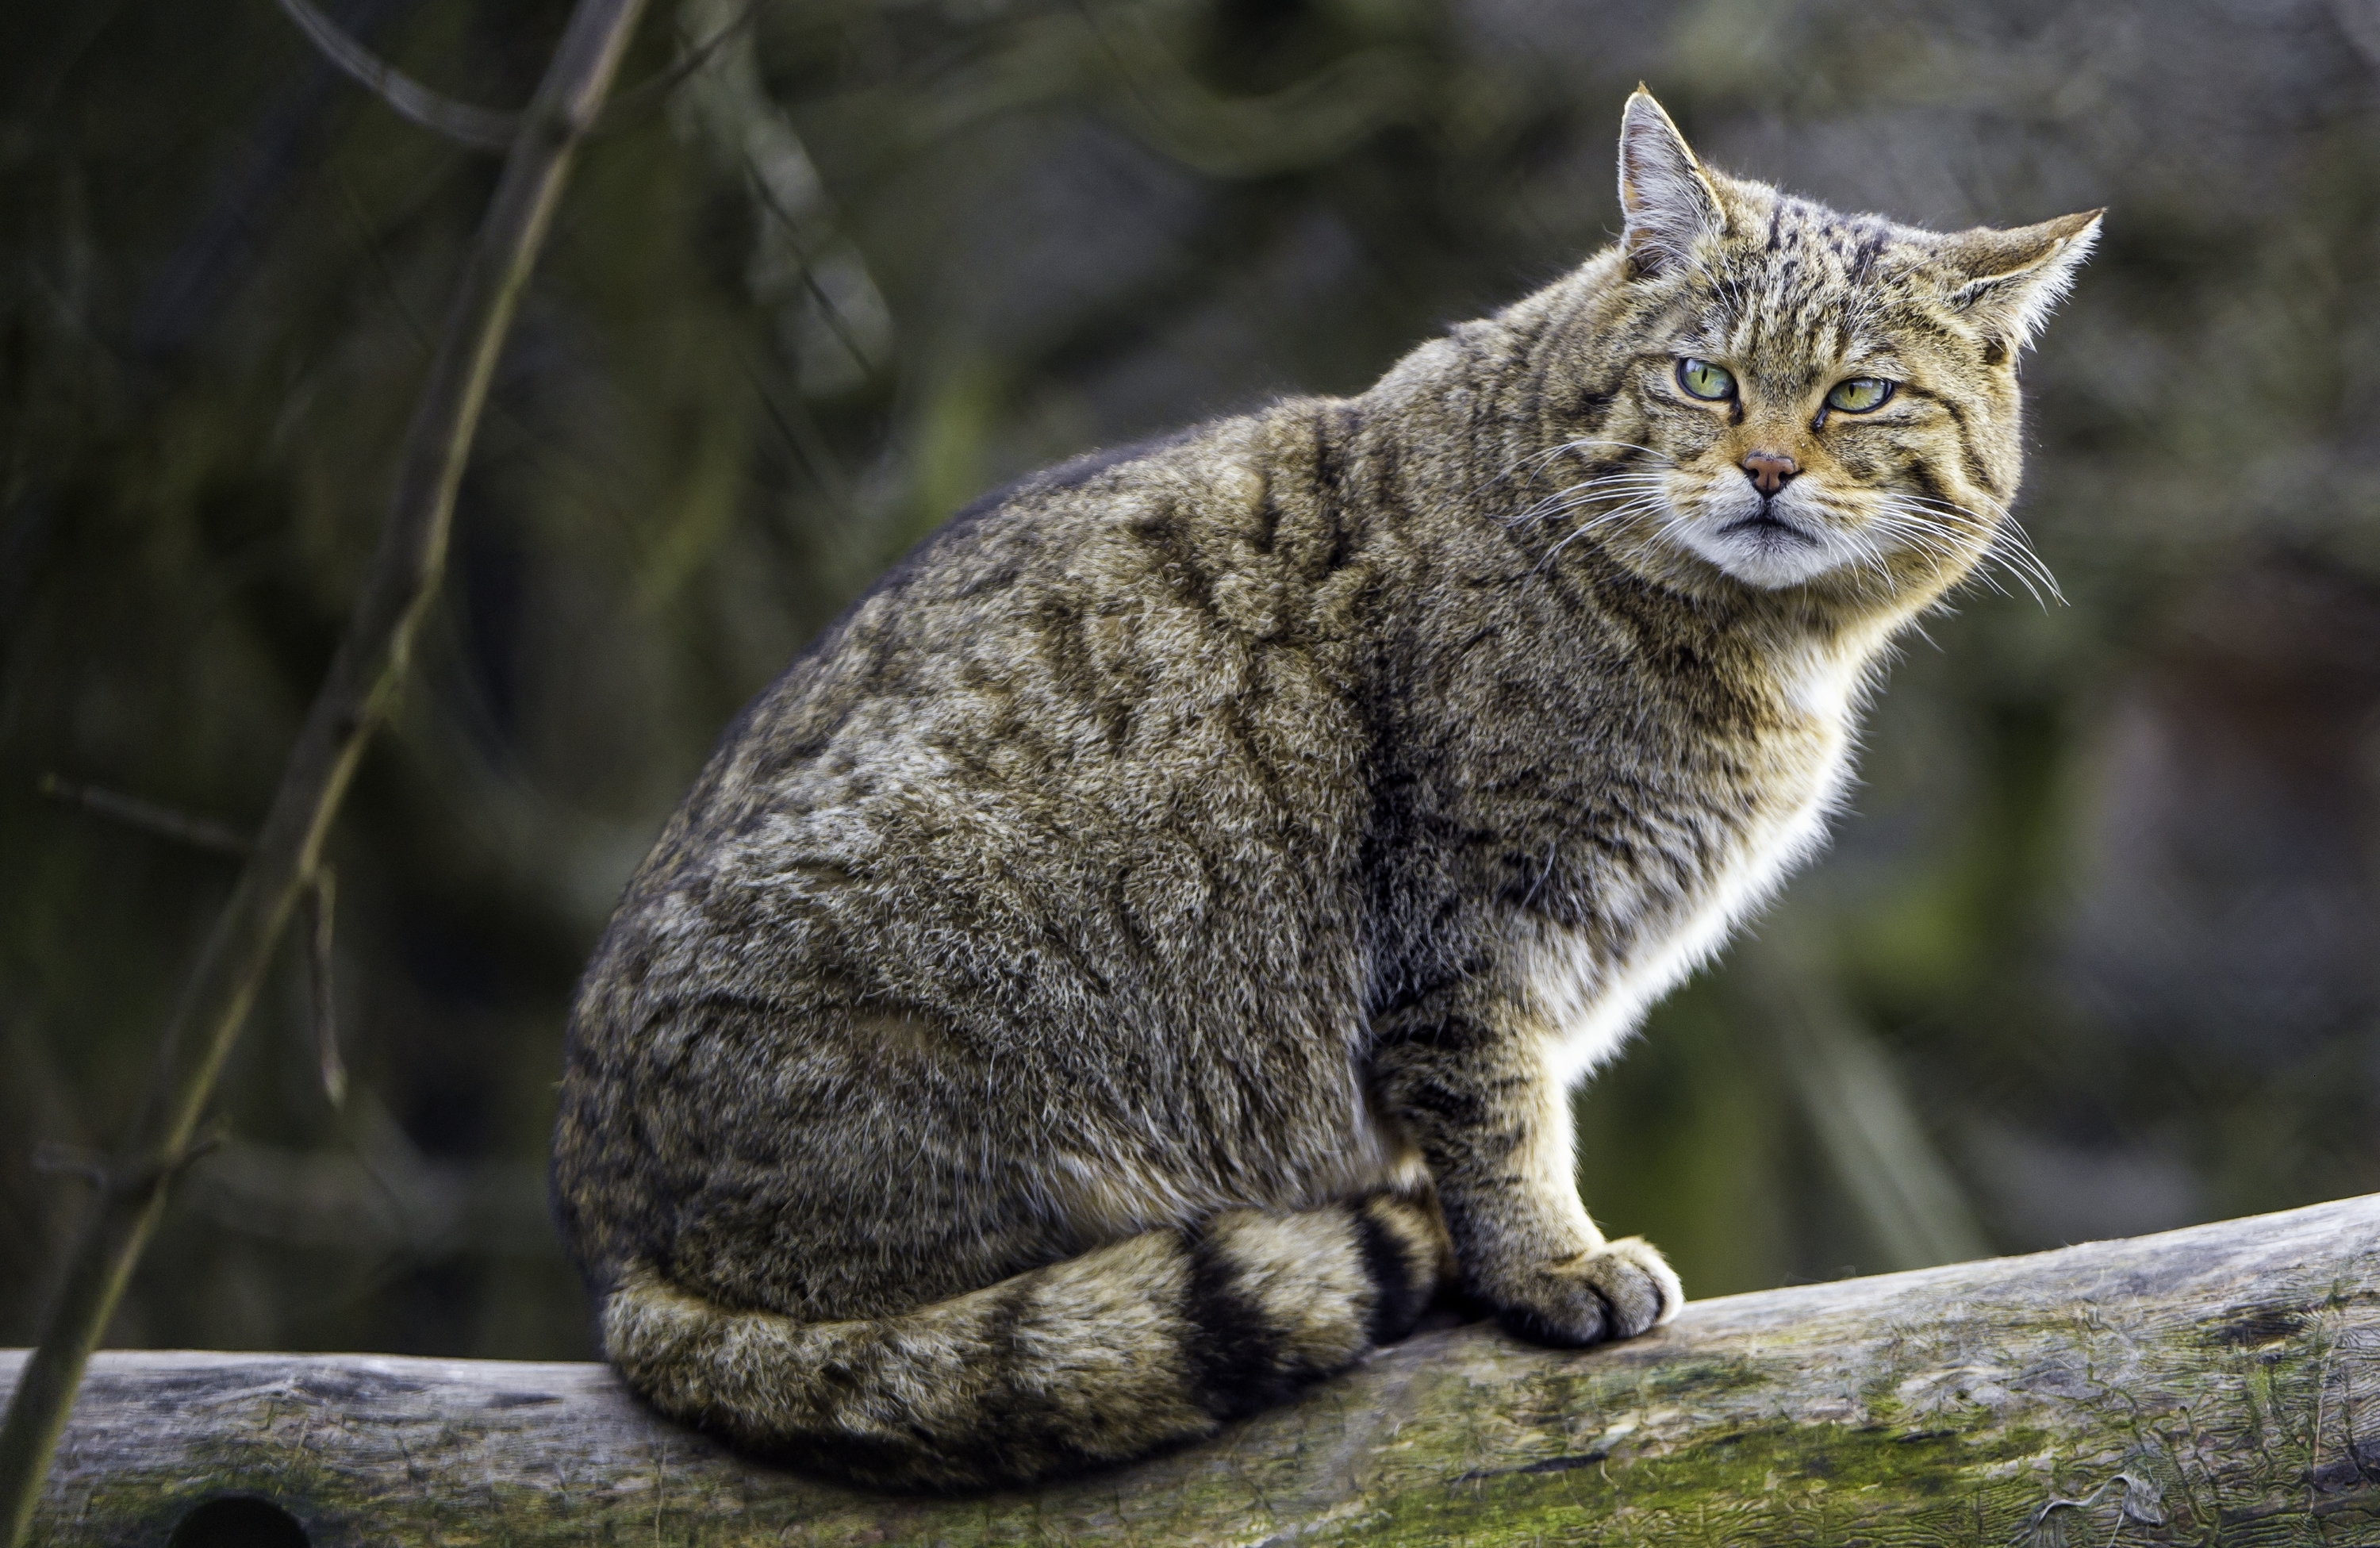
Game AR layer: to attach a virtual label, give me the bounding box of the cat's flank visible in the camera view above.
[553,90,2097,1492]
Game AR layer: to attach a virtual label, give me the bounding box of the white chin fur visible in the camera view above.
[1674,485,1858,589]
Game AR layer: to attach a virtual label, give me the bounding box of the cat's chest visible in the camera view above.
[1520,636,1872,1085]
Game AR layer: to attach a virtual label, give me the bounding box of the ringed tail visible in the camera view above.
[600,1193,1446,1491]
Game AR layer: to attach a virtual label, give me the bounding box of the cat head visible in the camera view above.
[1527,89,2098,606]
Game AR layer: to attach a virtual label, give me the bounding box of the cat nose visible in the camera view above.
[1741,453,1798,497]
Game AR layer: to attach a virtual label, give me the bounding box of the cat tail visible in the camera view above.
[599,1192,1449,1492]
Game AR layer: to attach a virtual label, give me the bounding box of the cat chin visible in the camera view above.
[1714,555,1842,590]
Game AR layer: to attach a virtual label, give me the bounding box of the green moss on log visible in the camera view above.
[10,1195,2380,1546]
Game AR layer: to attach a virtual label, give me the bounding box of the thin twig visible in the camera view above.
[743,351,850,501]
[306,867,344,1108]
[25,1147,107,1189]
[598,0,764,130]
[273,0,519,151]
[36,774,255,859]
[27,1127,225,1200]
[0,0,653,1539]
[739,152,881,376]
[274,0,762,153]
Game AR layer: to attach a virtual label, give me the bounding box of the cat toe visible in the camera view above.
[1490,1238,1683,1348]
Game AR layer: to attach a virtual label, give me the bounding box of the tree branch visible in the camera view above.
[272,0,762,153]
[36,775,253,859]
[271,0,519,152]
[0,0,653,1540]
[302,867,343,1108]
[6,1195,2377,1544]
[602,0,764,127]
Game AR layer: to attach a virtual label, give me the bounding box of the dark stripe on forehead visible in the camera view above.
[1850,222,1890,284]
[1879,304,1963,352]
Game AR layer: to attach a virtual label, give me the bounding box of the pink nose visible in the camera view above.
[1741,453,1798,497]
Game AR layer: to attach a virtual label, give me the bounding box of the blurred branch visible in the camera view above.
[1741,935,1992,1272]
[26,1128,223,1199]
[36,775,254,859]
[0,0,653,1540]
[181,1100,551,1261]
[272,0,520,152]
[745,353,850,501]
[24,1149,106,1190]
[186,1143,551,1258]
[1783,995,1992,1270]
[2336,0,2380,75]
[669,0,891,396]
[739,155,884,376]
[133,0,415,360]
[302,869,344,1108]
[1072,4,1430,178]
[831,6,1430,184]
[0,1012,90,1292]
[597,0,764,129]
[274,0,762,153]
[52,1093,549,1262]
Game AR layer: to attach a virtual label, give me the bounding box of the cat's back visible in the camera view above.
[554,400,1400,1301]
[645,405,1368,879]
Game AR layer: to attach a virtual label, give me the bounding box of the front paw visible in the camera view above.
[1489,1236,1683,1348]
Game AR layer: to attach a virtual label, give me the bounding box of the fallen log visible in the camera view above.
[7,1193,2378,1546]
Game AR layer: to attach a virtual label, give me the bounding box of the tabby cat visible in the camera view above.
[552,88,2098,1491]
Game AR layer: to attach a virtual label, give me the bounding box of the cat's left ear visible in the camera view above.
[1937,209,2103,358]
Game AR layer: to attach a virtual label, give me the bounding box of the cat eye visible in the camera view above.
[1676,358,1735,401]
[1825,378,1894,413]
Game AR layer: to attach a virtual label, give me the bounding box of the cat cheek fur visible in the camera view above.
[551,86,2096,1491]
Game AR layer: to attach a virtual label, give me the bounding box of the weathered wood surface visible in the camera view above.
[8,1194,2378,1546]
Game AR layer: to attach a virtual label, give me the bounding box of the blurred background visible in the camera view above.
[4,0,2378,1361]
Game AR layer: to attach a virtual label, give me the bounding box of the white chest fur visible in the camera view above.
[1520,629,1881,1088]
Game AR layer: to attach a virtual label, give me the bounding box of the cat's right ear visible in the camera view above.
[1618,87,1724,278]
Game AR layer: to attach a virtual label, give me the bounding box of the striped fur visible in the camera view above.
[553,90,2096,1490]
[601,1193,1446,1490]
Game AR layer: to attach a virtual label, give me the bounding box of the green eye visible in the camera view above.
[1825,377,1894,413]
[1676,358,1735,401]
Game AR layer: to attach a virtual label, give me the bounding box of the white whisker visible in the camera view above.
[1485,437,1675,495]
[1507,470,1673,528]
[1866,487,2062,608]
[1537,494,1672,570]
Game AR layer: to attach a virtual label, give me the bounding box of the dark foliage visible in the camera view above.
[4,0,2377,1359]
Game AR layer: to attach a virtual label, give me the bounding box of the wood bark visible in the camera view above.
[6,1193,2376,1546]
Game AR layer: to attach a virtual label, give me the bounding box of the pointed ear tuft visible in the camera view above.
[1940,209,2103,357]
[1618,88,1724,278]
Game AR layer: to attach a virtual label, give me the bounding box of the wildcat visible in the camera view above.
[552,88,2098,1492]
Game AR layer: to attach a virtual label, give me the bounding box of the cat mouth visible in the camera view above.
[1679,499,1846,587]
[1718,510,1816,547]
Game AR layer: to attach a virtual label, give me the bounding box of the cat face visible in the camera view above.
[1553,91,2098,603]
